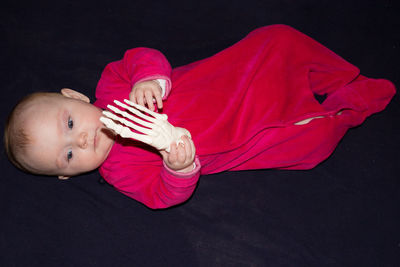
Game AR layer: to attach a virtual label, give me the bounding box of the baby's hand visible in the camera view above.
[129,80,163,111]
[160,135,196,173]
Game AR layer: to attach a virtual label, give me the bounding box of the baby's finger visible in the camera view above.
[190,137,196,160]
[159,150,168,160]
[182,136,193,160]
[153,90,163,109]
[135,90,145,107]
[129,91,137,105]
[176,143,186,163]
[137,97,145,107]
[168,143,178,163]
[144,90,155,111]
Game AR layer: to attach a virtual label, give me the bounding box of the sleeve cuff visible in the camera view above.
[155,79,166,98]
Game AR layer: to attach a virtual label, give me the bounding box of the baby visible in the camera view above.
[4,25,396,209]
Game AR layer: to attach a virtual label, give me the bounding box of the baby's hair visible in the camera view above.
[4,92,59,173]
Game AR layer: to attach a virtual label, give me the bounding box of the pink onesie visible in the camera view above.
[94,25,395,209]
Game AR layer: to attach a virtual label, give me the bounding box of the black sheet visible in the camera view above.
[1,1,399,266]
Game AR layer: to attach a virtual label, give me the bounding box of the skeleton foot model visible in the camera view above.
[100,99,191,152]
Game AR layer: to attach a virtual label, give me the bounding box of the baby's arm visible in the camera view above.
[94,47,172,110]
[122,47,172,98]
[124,48,171,111]
[99,102,200,208]
[99,139,200,208]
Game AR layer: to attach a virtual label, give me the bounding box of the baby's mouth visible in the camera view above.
[93,128,98,150]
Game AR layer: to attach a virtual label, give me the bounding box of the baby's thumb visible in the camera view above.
[159,150,171,162]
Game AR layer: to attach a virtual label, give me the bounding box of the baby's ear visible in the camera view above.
[58,175,70,180]
[61,88,90,103]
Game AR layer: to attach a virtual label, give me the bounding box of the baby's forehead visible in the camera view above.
[29,93,63,106]
[21,102,61,165]
[21,94,62,116]
[17,96,62,135]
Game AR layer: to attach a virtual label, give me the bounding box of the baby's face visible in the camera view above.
[21,93,115,177]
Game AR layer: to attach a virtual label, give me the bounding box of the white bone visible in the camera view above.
[99,117,152,143]
[114,100,161,124]
[123,99,166,120]
[103,110,153,135]
[100,99,191,152]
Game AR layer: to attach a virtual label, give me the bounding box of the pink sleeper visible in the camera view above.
[94,25,395,209]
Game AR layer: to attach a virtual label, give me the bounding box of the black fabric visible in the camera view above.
[1,1,399,266]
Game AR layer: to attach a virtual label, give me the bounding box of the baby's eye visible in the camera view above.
[67,150,73,161]
[68,117,73,129]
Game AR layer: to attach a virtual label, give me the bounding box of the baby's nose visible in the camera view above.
[78,132,88,149]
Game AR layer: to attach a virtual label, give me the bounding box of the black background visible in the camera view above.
[1,0,399,266]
